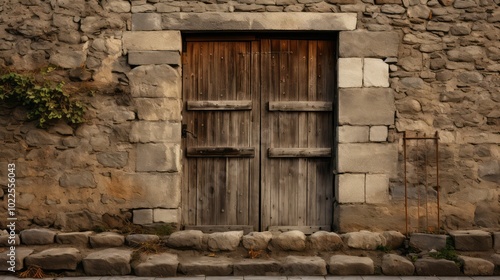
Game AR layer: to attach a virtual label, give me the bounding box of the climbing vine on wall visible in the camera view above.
[0,72,86,127]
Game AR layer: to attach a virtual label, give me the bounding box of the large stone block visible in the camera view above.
[338,58,362,88]
[112,172,181,208]
[340,31,400,58]
[166,230,203,250]
[282,256,327,276]
[370,126,388,142]
[270,230,306,251]
[131,13,162,31]
[59,171,96,188]
[130,122,181,143]
[336,173,365,203]
[56,231,92,246]
[135,98,182,121]
[123,31,181,51]
[128,51,181,66]
[83,248,132,276]
[25,248,81,270]
[20,229,56,245]
[338,125,369,143]
[126,234,159,247]
[414,258,460,276]
[459,256,494,276]
[153,208,179,223]
[178,256,233,276]
[339,88,396,125]
[135,143,181,172]
[364,58,389,87]
[233,259,281,276]
[133,253,179,277]
[309,231,343,251]
[381,254,415,276]
[242,231,273,251]
[207,231,244,251]
[133,209,153,225]
[365,174,389,203]
[328,255,374,275]
[96,152,128,168]
[161,12,356,31]
[89,232,125,248]
[128,64,180,98]
[342,231,386,250]
[409,233,447,251]
[449,230,493,251]
[335,204,405,232]
[337,143,398,174]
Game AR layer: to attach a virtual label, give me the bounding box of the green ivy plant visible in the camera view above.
[0,72,85,127]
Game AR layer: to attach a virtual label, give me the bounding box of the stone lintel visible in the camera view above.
[160,12,357,31]
[128,51,181,66]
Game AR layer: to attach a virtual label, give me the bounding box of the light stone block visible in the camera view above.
[123,31,181,52]
[161,12,357,31]
[136,143,181,172]
[338,126,369,143]
[130,122,181,143]
[128,64,181,98]
[340,31,400,58]
[370,126,388,142]
[336,174,365,203]
[338,143,398,175]
[112,172,181,208]
[364,58,389,87]
[338,58,363,88]
[128,51,181,66]
[365,174,389,203]
[135,98,182,121]
[132,13,162,31]
[339,88,396,125]
[153,209,179,223]
[133,209,153,225]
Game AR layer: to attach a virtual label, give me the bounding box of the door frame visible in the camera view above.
[180,32,339,232]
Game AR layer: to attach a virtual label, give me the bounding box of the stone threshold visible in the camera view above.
[0,229,498,277]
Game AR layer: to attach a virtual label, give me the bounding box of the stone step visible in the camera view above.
[178,256,233,276]
[327,255,374,275]
[449,230,493,251]
[132,252,179,277]
[82,248,133,276]
[1,229,499,277]
[25,248,81,271]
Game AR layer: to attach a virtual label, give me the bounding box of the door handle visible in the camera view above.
[182,124,197,139]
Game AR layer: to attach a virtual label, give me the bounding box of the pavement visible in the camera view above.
[0,276,499,279]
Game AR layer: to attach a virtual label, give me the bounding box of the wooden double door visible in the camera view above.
[182,34,335,231]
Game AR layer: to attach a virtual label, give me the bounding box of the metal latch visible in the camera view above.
[182,124,197,139]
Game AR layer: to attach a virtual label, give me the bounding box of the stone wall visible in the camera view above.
[0,0,498,233]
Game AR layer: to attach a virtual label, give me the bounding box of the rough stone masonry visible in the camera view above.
[0,0,498,233]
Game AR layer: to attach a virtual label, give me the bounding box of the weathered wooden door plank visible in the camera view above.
[187,147,255,157]
[268,148,332,158]
[268,101,333,111]
[187,100,253,111]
